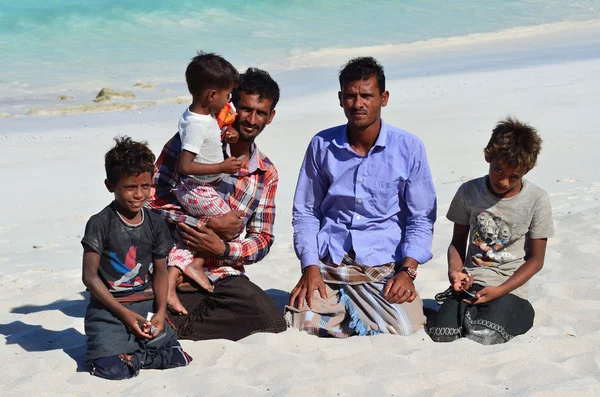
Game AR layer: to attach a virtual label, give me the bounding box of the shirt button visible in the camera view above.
[359,177,364,182]
[358,199,362,204]
[357,215,361,220]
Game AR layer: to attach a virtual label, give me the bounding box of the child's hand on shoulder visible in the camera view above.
[220,157,242,174]
[120,308,153,339]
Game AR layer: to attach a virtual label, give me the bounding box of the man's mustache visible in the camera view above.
[239,122,259,130]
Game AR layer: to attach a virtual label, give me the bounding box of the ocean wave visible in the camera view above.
[262,19,600,71]
[27,101,157,116]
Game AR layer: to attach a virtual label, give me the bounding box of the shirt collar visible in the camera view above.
[225,143,268,173]
[333,119,390,150]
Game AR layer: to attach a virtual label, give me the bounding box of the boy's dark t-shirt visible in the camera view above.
[81,202,174,297]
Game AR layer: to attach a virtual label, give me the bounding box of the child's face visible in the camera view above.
[105,171,152,219]
[209,85,233,114]
[487,159,526,198]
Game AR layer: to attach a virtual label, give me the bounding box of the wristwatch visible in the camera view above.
[217,242,230,260]
[398,266,417,280]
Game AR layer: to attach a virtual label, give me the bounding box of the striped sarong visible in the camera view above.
[285,256,426,337]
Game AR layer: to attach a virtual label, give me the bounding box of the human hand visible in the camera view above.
[448,270,474,292]
[220,157,242,174]
[288,265,327,309]
[120,308,153,339]
[177,222,226,256]
[224,126,239,144]
[383,272,417,304]
[146,312,166,337]
[470,286,504,305]
[206,210,245,240]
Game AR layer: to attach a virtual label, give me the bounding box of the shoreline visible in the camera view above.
[2,19,600,119]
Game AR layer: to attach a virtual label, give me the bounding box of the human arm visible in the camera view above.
[148,257,168,335]
[224,126,239,144]
[205,210,246,241]
[288,265,327,309]
[178,149,241,176]
[383,257,419,304]
[176,167,279,265]
[292,138,329,270]
[81,246,152,339]
[288,138,330,308]
[400,139,437,266]
[473,238,547,304]
[447,223,474,292]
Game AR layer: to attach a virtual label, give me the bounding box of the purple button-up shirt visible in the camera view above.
[292,120,437,269]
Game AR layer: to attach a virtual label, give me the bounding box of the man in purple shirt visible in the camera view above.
[285,57,437,337]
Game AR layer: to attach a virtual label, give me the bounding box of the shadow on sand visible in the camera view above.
[3,291,90,371]
[265,288,289,312]
[10,291,89,318]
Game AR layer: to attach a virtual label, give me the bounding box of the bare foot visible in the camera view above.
[167,267,188,315]
[183,258,214,293]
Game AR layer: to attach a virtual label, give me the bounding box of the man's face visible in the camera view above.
[338,75,388,131]
[486,159,526,198]
[233,92,275,142]
[105,172,152,219]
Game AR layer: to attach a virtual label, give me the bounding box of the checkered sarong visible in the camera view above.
[285,257,426,337]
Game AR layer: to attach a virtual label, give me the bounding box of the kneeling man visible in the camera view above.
[286,57,437,337]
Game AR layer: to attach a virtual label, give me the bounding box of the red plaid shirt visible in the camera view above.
[146,133,278,280]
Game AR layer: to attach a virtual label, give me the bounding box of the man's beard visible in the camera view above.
[234,121,263,142]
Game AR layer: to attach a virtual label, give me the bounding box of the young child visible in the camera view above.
[166,52,242,315]
[81,137,192,380]
[428,117,554,345]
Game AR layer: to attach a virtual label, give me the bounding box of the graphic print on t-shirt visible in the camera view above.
[470,211,517,267]
[108,245,145,289]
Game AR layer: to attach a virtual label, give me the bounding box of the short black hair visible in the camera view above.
[105,136,155,184]
[339,56,385,94]
[231,67,280,111]
[185,52,239,98]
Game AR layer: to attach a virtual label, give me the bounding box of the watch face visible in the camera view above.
[404,267,417,279]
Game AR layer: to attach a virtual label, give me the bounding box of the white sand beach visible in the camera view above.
[1,23,600,397]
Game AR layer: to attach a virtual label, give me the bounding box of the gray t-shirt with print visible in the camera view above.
[446,176,554,299]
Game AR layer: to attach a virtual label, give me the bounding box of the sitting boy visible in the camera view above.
[428,117,554,345]
[81,137,192,380]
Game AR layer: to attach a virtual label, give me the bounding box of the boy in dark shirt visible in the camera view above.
[81,137,192,380]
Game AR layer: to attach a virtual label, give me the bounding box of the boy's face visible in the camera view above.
[209,85,234,115]
[105,171,152,219]
[486,159,527,198]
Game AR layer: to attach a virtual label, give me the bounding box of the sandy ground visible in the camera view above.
[1,28,600,397]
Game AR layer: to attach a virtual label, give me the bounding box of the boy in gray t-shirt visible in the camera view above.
[428,117,554,345]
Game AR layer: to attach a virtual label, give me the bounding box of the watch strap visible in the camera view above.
[398,265,417,280]
[217,242,230,260]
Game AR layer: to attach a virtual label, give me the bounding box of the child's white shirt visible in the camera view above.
[178,108,223,183]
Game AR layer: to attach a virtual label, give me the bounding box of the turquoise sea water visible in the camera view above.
[1,0,600,105]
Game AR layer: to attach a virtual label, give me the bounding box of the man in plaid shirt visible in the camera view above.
[146,68,287,341]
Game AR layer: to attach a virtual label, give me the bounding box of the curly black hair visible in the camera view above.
[231,67,280,111]
[186,52,239,98]
[104,136,155,184]
[339,56,385,94]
